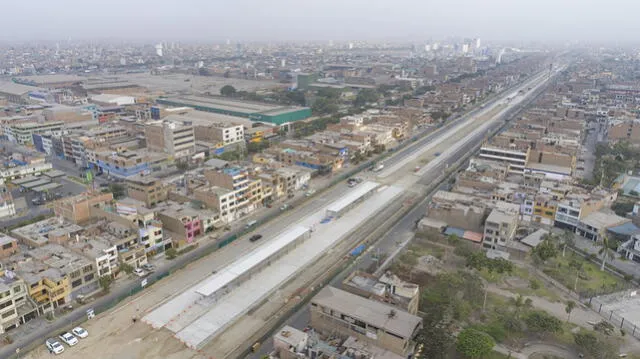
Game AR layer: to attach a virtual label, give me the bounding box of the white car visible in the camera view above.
[133,268,146,277]
[59,331,78,346]
[46,338,64,354]
[72,326,88,338]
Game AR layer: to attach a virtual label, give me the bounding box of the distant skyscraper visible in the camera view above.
[475,38,481,49]
[120,57,126,66]
[424,44,431,52]
[348,42,354,49]
[462,44,470,54]
[281,59,286,68]
[155,44,163,57]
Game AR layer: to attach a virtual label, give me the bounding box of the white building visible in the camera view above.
[479,146,528,174]
[90,94,135,107]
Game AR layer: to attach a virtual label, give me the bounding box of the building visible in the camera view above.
[608,119,640,144]
[0,271,37,333]
[29,244,98,299]
[310,286,422,357]
[0,82,42,104]
[54,192,114,224]
[576,211,630,242]
[155,204,202,246]
[91,149,169,178]
[273,326,309,359]
[342,271,419,314]
[4,121,64,145]
[554,190,617,232]
[479,145,528,174]
[125,174,170,208]
[144,120,196,159]
[0,161,52,180]
[90,94,135,107]
[157,95,312,125]
[0,184,16,219]
[11,217,84,248]
[113,199,171,254]
[0,235,18,259]
[482,203,520,250]
[163,114,245,146]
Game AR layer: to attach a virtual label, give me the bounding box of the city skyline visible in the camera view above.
[1,0,639,43]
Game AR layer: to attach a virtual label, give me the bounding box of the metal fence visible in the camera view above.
[589,293,640,339]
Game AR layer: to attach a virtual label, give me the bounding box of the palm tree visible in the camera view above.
[565,300,576,322]
[509,294,531,319]
[599,232,615,272]
[560,230,575,257]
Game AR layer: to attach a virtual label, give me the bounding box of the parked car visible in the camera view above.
[280,204,290,211]
[249,234,263,242]
[142,264,155,272]
[305,189,316,197]
[46,338,65,354]
[72,327,88,339]
[58,332,78,346]
[133,268,146,277]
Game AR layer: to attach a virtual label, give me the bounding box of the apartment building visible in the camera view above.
[554,190,617,232]
[193,186,237,224]
[608,119,640,144]
[310,286,422,357]
[0,235,18,259]
[4,121,64,145]
[91,149,169,178]
[204,166,264,214]
[29,244,98,300]
[125,174,170,208]
[145,120,196,159]
[6,254,70,312]
[68,237,118,278]
[54,192,114,224]
[342,271,420,315]
[155,204,202,246]
[479,145,528,174]
[0,161,52,181]
[482,202,520,250]
[0,185,15,219]
[114,199,172,253]
[0,271,37,333]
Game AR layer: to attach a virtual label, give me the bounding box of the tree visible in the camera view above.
[524,311,563,336]
[565,300,576,322]
[99,276,113,293]
[120,263,134,275]
[165,248,178,260]
[354,89,379,107]
[574,331,618,359]
[108,184,126,200]
[532,236,558,263]
[560,230,575,257]
[311,97,338,115]
[509,294,532,320]
[455,328,495,359]
[220,85,237,97]
[599,233,615,271]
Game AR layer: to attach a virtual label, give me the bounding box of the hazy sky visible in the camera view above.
[0,0,636,43]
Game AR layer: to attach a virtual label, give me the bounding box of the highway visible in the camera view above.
[6,63,561,359]
[247,64,564,358]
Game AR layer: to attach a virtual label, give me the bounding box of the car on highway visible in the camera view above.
[58,332,78,346]
[280,204,290,211]
[249,234,263,242]
[434,152,441,156]
[133,268,146,277]
[142,263,155,272]
[46,338,65,354]
[72,327,88,339]
[305,189,316,197]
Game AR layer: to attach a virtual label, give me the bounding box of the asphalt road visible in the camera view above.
[247,66,560,359]
[1,65,558,358]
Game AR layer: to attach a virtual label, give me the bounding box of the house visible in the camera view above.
[310,286,422,357]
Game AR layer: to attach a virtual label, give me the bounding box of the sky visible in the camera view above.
[0,0,636,43]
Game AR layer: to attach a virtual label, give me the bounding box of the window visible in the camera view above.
[0,300,13,310]
[1,309,15,319]
[84,273,94,282]
[71,279,82,288]
[2,243,13,250]
[12,286,21,294]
